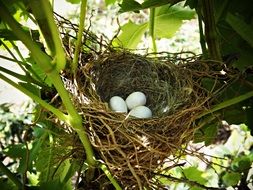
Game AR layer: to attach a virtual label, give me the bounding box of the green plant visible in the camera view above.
[0,0,253,189]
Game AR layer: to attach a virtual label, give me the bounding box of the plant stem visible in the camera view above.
[196,5,207,59]
[72,0,88,74]
[0,55,47,87]
[149,8,157,53]
[0,1,96,167]
[0,72,67,122]
[29,0,66,71]
[0,161,23,189]
[201,0,222,61]
[198,90,253,118]
[100,163,122,190]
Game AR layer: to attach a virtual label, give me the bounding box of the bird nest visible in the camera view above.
[67,50,216,188]
[56,14,233,189]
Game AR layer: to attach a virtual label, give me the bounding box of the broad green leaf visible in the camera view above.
[113,20,148,49]
[226,13,253,48]
[222,171,241,186]
[154,5,195,38]
[119,0,142,13]
[183,167,207,185]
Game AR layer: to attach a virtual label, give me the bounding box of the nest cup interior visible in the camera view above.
[90,51,191,117]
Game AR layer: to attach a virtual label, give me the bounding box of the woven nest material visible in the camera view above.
[68,50,214,189]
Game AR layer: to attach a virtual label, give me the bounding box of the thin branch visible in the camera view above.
[72,0,88,73]
[149,8,157,53]
[201,0,222,61]
[100,163,122,190]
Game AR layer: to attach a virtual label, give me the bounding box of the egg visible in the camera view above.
[129,106,152,119]
[125,91,146,110]
[109,96,128,113]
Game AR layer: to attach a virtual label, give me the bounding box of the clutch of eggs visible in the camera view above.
[109,91,152,119]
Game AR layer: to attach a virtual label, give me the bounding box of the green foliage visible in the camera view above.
[119,0,184,12]
[65,0,81,4]
[183,167,207,185]
[226,13,253,48]
[115,4,194,49]
[222,171,241,187]
[113,21,147,49]
[154,5,195,38]
[0,0,253,189]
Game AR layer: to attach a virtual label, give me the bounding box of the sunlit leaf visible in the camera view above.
[65,0,81,4]
[154,5,195,38]
[113,20,148,49]
[183,167,207,185]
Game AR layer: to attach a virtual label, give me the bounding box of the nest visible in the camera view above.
[67,51,214,189]
[56,14,235,189]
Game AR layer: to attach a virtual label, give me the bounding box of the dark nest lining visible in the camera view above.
[68,51,216,189]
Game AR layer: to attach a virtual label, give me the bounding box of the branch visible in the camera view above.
[100,163,122,190]
[149,8,157,53]
[29,0,66,71]
[72,0,88,73]
[201,0,222,61]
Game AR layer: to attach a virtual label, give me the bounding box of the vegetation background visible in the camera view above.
[0,0,253,189]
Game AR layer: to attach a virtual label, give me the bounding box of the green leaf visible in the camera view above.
[4,144,26,159]
[142,0,182,9]
[105,0,117,6]
[226,13,253,48]
[183,167,207,185]
[231,154,252,172]
[113,20,148,49]
[119,0,142,13]
[154,5,195,38]
[0,178,18,190]
[19,82,40,97]
[222,171,241,186]
[194,122,218,145]
[65,0,81,4]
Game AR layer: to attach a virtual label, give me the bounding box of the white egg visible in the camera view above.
[129,106,152,119]
[125,91,146,110]
[109,96,128,113]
